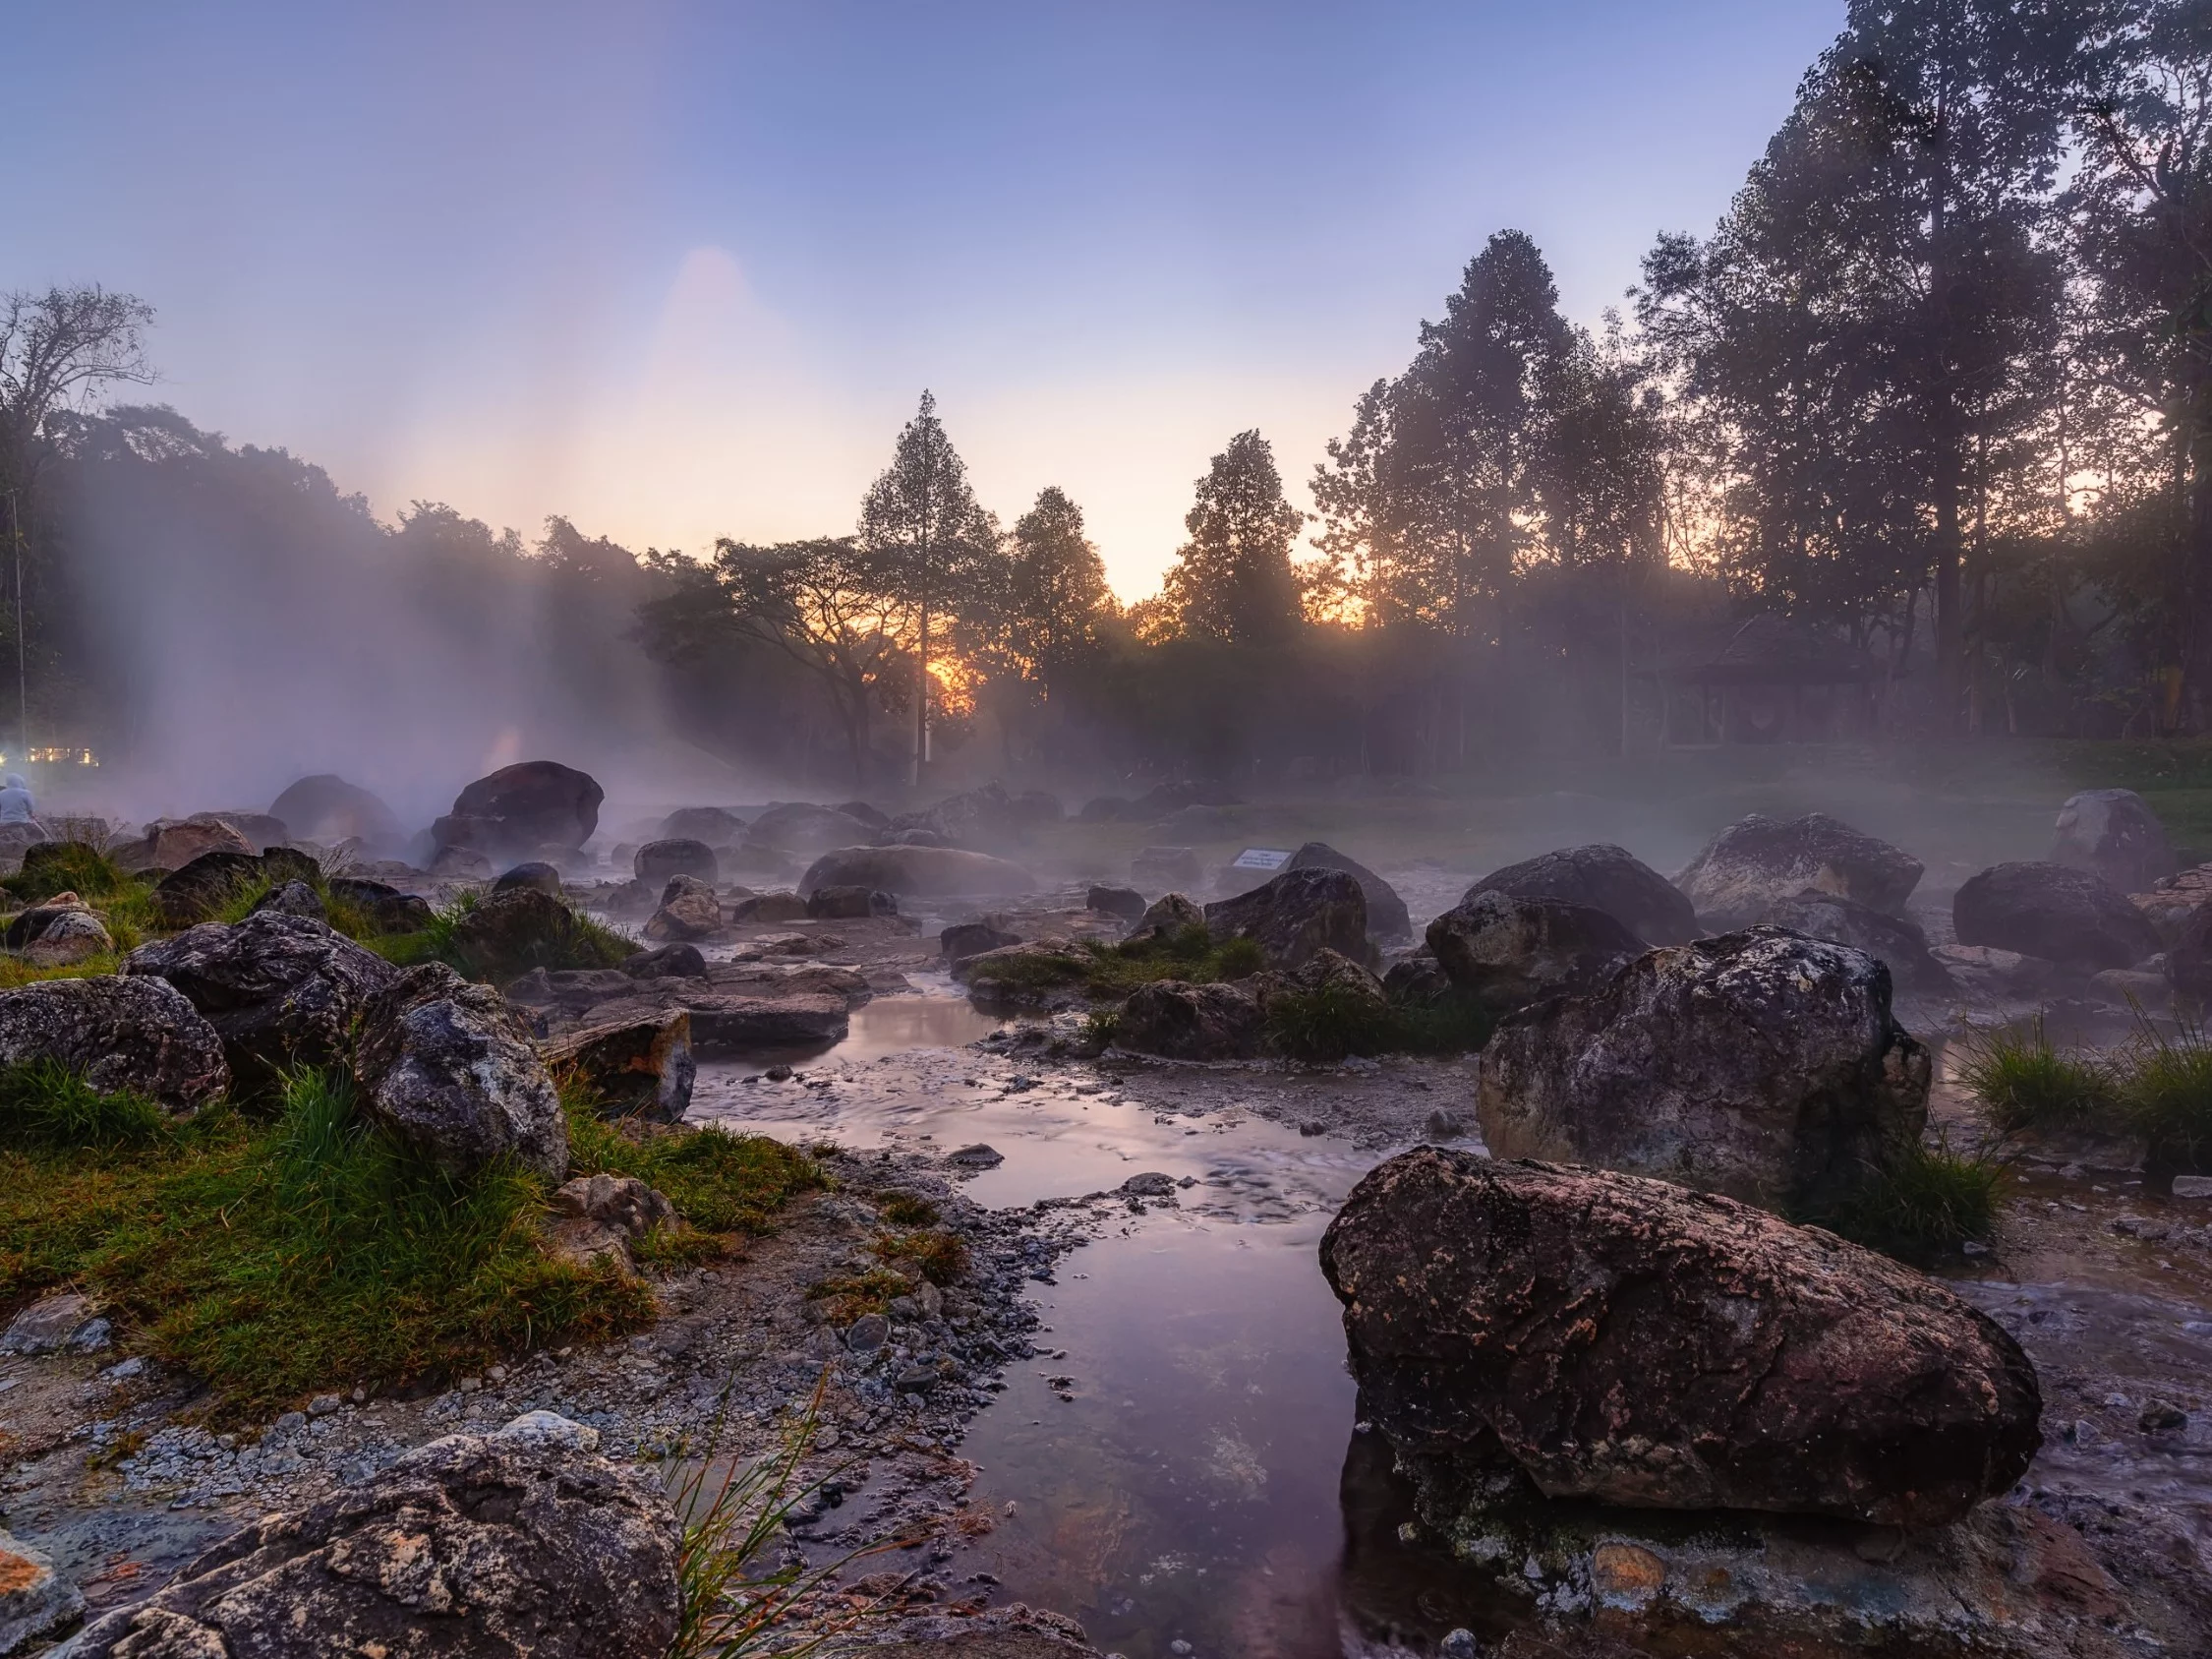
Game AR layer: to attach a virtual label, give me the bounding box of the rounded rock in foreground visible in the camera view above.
[1319,1148,2041,1527]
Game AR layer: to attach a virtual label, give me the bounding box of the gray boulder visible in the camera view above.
[1425,890,1643,1011]
[747,801,877,855]
[799,845,1035,899]
[1478,926,1930,1213]
[658,805,746,844]
[2052,788,2176,894]
[1952,860,2161,972]
[58,1413,678,1659]
[248,878,326,920]
[1464,843,1696,945]
[492,861,565,898]
[0,976,229,1112]
[434,760,603,860]
[1116,978,1266,1061]
[3,896,114,968]
[1319,1150,2041,1527]
[126,913,399,1093]
[807,884,896,919]
[353,964,567,1181]
[1085,884,1146,920]
[644,873,722,941]
[633,838,718,886]
[1125,892,1204,942]
[1204,866,1368,967]
[1285,842,1412,939]
[1758,888,1952,994]
[269,773,404,851]
[1675,812,1923,927]
[942,920,1020,964]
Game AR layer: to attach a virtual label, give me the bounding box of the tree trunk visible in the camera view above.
[911,601,929,787]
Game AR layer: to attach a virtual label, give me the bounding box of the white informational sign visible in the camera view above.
[1231,847,1293,871]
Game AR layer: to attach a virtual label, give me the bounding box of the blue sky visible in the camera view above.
[9,1,1840,597]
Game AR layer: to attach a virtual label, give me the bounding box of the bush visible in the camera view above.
[1264,983,1398,1063]
[1955,1016,2120,1133]
[1800,1135,2006,1264]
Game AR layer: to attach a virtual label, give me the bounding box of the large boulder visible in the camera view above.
[746,801,877,856]
[434,761,603,860]
[1124,892,1203,942]
[1115,978,1266,1061]
[633,838,717,885]
[2,894,114,968]
[1203,866,1368,968]
[148,851,264,925]
[268,773,404,850]
[448,888,615,979]
[1086,884,1146,921]
[125,913,399,1092]
[0,976,229,1112]
[1284,842,1411,939]
[890,782,1059,850]
[657,805,746,845]
[942,920,1020,964]
[1758,888,1952,994]
[354,963,568,1181]
[799,845,1036,900]
[540,1012,694,1123]
[1318,1150,2042,1527]
[1424,890,1643,1011]
[2052,787,2176,894]
[492,860,565,898]
[59,1413,679,1659]
[1674,812,1923,927]
[806,884,895,919]
[1952,860,2161,972]
[1464,843,1696,946]
[111,818,255,874]
[2163,901,2212,1008]
[1478,926,1930,1213]
[195,810,290,854]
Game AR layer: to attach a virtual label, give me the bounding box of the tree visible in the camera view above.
[638,538,907,786]
[1161,430,1307,645]
[857,390,1000,783]
[1004,486,1114,689]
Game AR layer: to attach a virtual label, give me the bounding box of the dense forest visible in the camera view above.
[6,0,2212,791]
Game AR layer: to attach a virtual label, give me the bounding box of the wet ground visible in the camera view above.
[686,978,2212,1659]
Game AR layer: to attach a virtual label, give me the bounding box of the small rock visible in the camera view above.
[764,1065,792,1082]
[1438,1631,1478,1659]
[947,1143,1005,1168]
[0,1292,104,1357]
[2139,1402,2188,1434]
[0,1528,84,1654]
[1426,1109,1467,1141]
[2172,1174,2212,1200]
[495,1409,602,1453]
[1299,1119,1328,1137]
[846,1314,890,1352]
[1120,1171,1177,1197]
[308,1393,343,1416]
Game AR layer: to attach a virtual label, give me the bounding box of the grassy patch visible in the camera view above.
[804,1268,911,1325]
[1800,1136,2007,1264]
[0,1070,822,1414]
[1389,990,1498,1056]
[372,889,632,980]
[1264,983,1398,1063]
[1955,1017,2121,1134]
[0,841,156,953]
[2114,1016,2212,1175]
[1077,924,1266,997]
[877,1193,940,1227]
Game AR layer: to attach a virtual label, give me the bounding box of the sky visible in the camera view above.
[8,0,1842,601]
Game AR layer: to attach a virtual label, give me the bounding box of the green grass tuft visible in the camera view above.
[1264,983,1399,1063]
[2114,1015,2212,1175]
[1800,1135,2007,1264]
[1955,1017,2121,1133]
[0,1061,172,1153]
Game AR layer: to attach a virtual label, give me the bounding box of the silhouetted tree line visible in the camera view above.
[11,0,2212,782]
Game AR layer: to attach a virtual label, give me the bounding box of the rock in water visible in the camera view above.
[728,891,808,923]
[1318,1149,2041,1526]
[434,760,604,861]
[0,976,229,1112]
[1674,812,1923,927]
[493,860,565,897]
[633,838,718,885]
[1952,860,2161,972]
[354,963,567,1181]
[60,1412,679,1659]
[126,912,399,1093]
[658,805,746,845]
[644,873,723,941]
[807,884,895,918]
[1204,866,1368,967]
[1424,890,1643,1011]
[1758,888,1952,994]
[1285,842,1413,939]
[540,1011,694,1123]
[746,801,877,855]
[2052,787,2176,893]
[619,943,706,979]
[1478,926,1929,1212]
[268,773,405,851]
[1463,843,1697,945]
[799,845,1036,899]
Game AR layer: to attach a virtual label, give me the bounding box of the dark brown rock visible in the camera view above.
[1115,978,1264,1060]
[1953,860,2161,972]
[1318,1149,2042,1526]
[657,805,746,844]
[61,1413,679,1659]
[1085,884,1146,920]
[1465,843,1697,945]
[619,943,706,979]
[1424,889,1643,1011]
[800,844,1036,899]
[541,1011,694,1122]
[0,975,229,1112]
[149,851,263,925]
[1204,866,1368,967]
[728,890,808,923]
[1675,812,1923,927]
[633,838,717,885]
[644,873,723,941]
[126,912,399,1093]
[449,887,617,979]
[493,860,565,898]
[807,883,896,918]
[942,920,1021,964]
[112,818,255,874]
[354,963,567,1181]
[1285,842,1412,938]
[436,760,603,859]
[1478,926,1929,1212]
